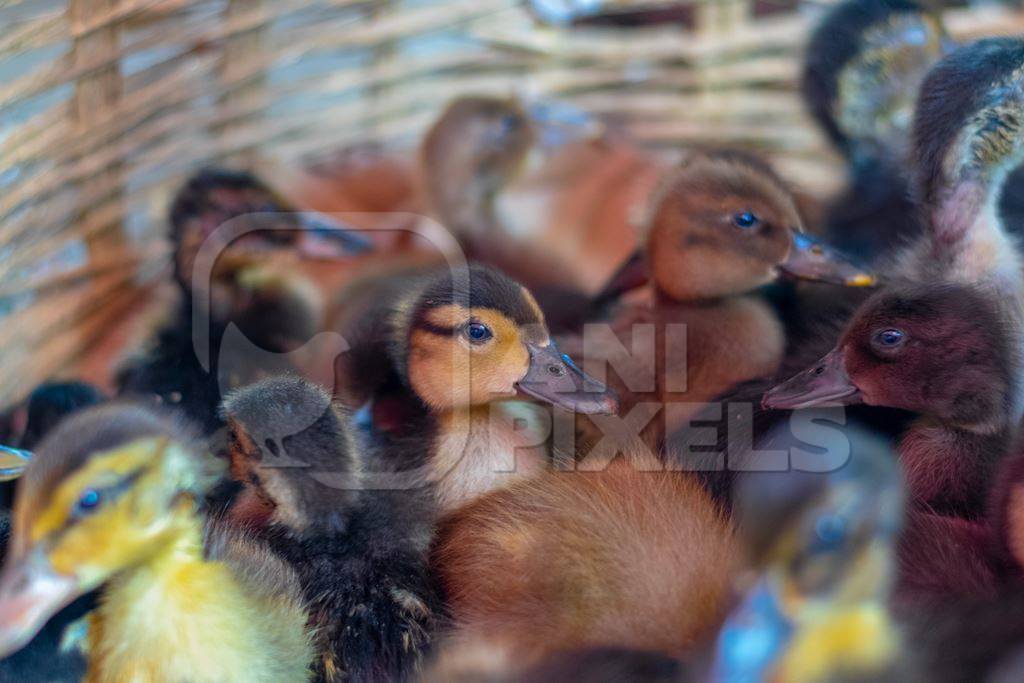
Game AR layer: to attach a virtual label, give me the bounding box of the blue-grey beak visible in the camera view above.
[296,213,374,259]
[525,99,604,151]
[0,446,32,481]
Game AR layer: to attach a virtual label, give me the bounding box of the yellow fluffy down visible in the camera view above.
[86,523,313,683]
[432,460,739,664]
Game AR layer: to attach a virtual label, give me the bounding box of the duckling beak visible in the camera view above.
[525,99,605,153]
[0,550,82,658]
[762,349,863,410]
[294,212,374,260]
[779,233,876,287]
[0,446,31,481]
[517,342,619,415]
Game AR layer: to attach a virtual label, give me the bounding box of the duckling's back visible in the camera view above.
[433,460,738,663]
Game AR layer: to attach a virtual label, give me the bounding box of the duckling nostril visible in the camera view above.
[548,365,566,377]
[813,366,825,376]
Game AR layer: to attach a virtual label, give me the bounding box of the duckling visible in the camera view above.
[0,404,314,681]
[220,376,439,683]
[766,37,1024,514]
[335,263,616,511]
[802,0,950,262]
[711,421,909,683]
[431,457,739,665]
[420,95,652,300]
[18,381,105,451]
[0,382,105,683]
[895,448,1024,603]
[117,167,372,433]
[764,283,1016,517]
[566,148,872,449]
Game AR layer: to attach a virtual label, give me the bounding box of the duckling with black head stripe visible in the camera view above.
[338,264,617,511]
[0,404,314,682]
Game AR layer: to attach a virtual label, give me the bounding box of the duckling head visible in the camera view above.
[420,96,601,235]
[912,38,1024,238]
[171,167,373,298]
[803,0,951,166]
[0,404,219,658]
[714,423,904,682]
[221,375,362,533]
[600,151,874,303]
[764,283,1015,433]
[395,265,618,414]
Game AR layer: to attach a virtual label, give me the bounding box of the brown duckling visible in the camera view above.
[335,263,617,511]
[420,95,654,298]
[566,149,872,450]
[221,376,439,683]
[0,404,314,681]
[431,457,739,666]
[117,167,372,433]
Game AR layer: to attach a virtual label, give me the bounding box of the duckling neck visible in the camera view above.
[428,402,551,512]
[90,517,308,683]
[429,178,497,240]
[898,419,1014,516]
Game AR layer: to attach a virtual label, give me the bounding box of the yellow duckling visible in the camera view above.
[0,404,313,682]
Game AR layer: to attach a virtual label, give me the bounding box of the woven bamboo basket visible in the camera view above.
[1,0,1023,410]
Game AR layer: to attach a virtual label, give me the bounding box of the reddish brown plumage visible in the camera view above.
[432,460,738,664]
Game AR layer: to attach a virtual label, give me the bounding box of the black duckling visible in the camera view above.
[0,403,314,681]
[18,381,105,451]
[802,0,950,262]
[220,376,439,683]
[116,167,371,433]
[335,263,616,511]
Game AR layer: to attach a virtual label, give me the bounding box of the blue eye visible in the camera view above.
[813,514,847,550]
[75,489,102,516]
[875,329,905,347]
[732,212,760,229]
[465,322,493,344]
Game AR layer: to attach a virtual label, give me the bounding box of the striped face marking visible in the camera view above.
[408,304,539,409]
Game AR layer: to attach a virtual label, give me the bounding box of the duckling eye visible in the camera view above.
[74,489,102,517]
[873,328,905,349]
[732,212,760,230]
[812,514,847,551]
[464,322,493,344]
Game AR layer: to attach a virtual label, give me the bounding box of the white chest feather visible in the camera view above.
[430,402,551,512]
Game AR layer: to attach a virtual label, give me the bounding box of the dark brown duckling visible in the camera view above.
[117,167,372,433]
[764,283,1016,516]
[221,376,439,682]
